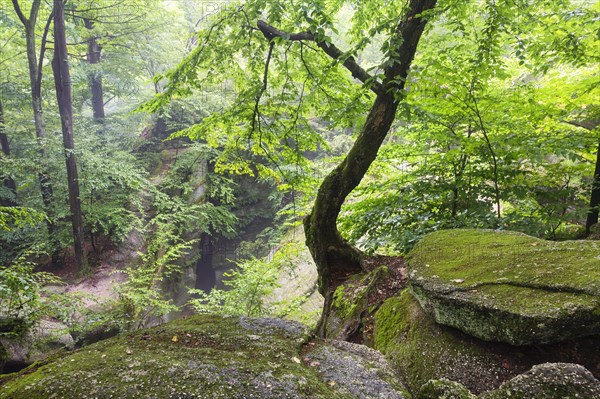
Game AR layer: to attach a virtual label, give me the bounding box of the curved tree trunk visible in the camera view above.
[303,0,437,336]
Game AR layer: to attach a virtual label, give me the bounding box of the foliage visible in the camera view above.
[0,257,61,338]
[188,241,305,318]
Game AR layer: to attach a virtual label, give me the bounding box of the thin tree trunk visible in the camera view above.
[52,0,88,272]
[12,0,62,264]
[303,0,437,336]
[83,18,105,122]
[0,100,17,207]
[565,120,600,235]
[586,139,600,234]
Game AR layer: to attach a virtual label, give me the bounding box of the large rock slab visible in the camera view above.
[0,314,408,399]
[407,229,600,345]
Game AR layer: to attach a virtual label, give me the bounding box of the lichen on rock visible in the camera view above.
[480,363,600,399]
[416,378,476,399]
[407,229,600,345]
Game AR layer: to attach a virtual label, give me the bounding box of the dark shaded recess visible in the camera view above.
[1,360,30,374]
[195,233,216,293]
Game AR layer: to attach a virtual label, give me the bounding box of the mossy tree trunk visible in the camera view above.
[257,0,436,336]
[303,0,437,336]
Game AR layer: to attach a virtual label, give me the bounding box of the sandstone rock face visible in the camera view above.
[480,363,600,399]
[407,229,600,345]
[0,314,408,399]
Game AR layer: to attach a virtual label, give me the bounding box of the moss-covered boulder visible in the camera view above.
[373,290,599,395]
[407,229,600,345]
[480,363,600,399]
[0,314,408,399]
[416,379,476,399]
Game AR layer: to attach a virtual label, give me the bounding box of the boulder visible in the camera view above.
[0,314,409,399]
[407,229,600,345]
[373,290,600,395]
[480,363,600,399]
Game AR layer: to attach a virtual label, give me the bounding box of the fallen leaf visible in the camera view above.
[172,335,178,343]
[292,357,301,363]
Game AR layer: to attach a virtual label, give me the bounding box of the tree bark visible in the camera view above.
[257,0,436,337]
[52,0,88,272]
[304,0,437,296]
[11,0,56,238]
[270,0,435,336]
[586,138,600,234]
[83,18,105,122]
[0,100,17,207]
[566,120,600,235]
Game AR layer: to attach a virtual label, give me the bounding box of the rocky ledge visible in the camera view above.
[407,229,600,345]
[0,314,408,399]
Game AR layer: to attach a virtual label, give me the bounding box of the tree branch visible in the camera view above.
[257,20,383,95]
[37,10,54,88]
[566,119,600,131]
[11,0,28,26]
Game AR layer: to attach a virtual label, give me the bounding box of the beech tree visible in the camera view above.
[141,0,599,333]
[144,0,437,333]
[52,0,88,272]
[10,0,56,241]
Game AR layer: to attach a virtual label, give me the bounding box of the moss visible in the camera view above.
[327,266,389,338]
[374,290,520,395]
[416,379,476,399]
[0,315,349,399]
[408,229,600,294]
[407,229,600,345]
[374,291,478,393]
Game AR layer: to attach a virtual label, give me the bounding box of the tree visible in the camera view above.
[10,0,57,245]
[83,17,105,122]
[52,0,88,272]
[0,99,17,207]
[144,0,437,335]
[300,0,437,315]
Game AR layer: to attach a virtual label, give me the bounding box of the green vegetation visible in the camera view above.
[0,0,599,395]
